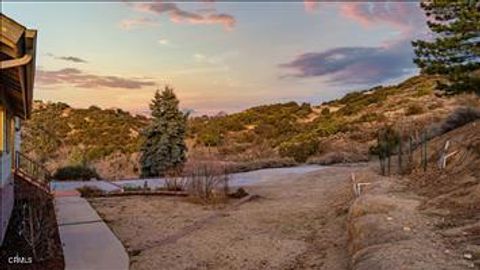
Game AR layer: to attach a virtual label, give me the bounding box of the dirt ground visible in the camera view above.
[89,166,359,270]
[89,142,479,270]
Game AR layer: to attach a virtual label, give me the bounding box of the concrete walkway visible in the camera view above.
[54,192,129,270]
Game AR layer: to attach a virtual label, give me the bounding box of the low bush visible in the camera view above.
[229,187,249,199]
[405,104,424,116]
[321,107,330,116]
[313,117,344,137]
[53,165,101,181]
[164,169,186,191]
[279,135,319,163]
[369,125,400,157]
[437,107,480,135]
[415,86,433,97]
[358,113,386,123]
[77,186,104,198]
[123,185,146,192]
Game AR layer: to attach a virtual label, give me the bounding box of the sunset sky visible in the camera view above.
[3,1,428,115]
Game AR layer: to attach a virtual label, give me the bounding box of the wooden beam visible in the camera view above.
[0,53,32,70]
[15,66,27,119]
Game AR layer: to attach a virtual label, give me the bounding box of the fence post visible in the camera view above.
[377,132,384,176]
[398,137,403,174]
[386,132,391,176]
[423,130,428,172]
[437,140,450,169]
[408,134,413,165]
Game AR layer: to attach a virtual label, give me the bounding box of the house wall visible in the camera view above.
[0,105,14,187]
[0,102,16,244]
[0,163,13,244]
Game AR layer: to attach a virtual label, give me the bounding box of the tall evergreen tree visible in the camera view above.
[412,0,480,94]
[140,86,188,177]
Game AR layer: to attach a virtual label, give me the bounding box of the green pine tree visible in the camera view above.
[412,0,480,94]
[140,86,188,177]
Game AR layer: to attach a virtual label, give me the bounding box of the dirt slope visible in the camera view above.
[347,119,480,269]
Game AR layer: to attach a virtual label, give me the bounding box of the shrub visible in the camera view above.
[53,165,101,181]
[358,113,385,123]
[278,136,319,163]
[198,129,223,147]
[229,187,249,199]
[313,117,343,137]
[77,186,104,197]
[415,86,433,97]
[405,104,424,116]
[438,107,480,134]
[164,169,186,191]
[123,185,145,192]
[297,103,313,118]
[369,125,400,156]
[321,107,330,116]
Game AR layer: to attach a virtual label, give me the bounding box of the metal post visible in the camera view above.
[423,131,428,172]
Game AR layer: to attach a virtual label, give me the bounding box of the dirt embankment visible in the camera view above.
[347,172,467,269]
[347,120,480,269]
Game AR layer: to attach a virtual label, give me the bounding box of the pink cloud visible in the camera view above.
[119,17,160,30]
[132,2,235,30]
[338,2,426,38]
[36,68,155,89]
[304,1,319,13]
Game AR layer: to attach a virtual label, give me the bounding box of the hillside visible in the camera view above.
[189,75,478,164]
[23,102,148,179]
[23,75,480,180]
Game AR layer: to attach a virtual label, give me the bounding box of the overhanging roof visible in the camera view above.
[0,13,37,119]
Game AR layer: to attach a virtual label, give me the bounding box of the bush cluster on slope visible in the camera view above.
[53,165,101,181]
[23,101,148,164]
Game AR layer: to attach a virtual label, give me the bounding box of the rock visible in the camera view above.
[464,253,473,260]
[403,226,411,232]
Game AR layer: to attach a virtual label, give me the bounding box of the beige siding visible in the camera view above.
[0,173,14,244]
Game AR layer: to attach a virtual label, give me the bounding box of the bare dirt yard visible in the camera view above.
[90,125,480,270]
[89,166,360,270]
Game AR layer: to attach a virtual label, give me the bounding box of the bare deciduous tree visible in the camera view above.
[164,168,187,191]
[184,161,230,203]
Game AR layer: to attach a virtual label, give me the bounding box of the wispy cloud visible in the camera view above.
[130,2,236,30]
[47,53,88,63]
[338,2,426,39]
[193,50,238,66]
[304,2,426,40]
[119,17,160,30]
[36,68,155,89]
[280,41,415,85]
